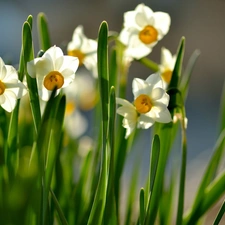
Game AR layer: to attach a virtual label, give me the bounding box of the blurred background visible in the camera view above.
[1,0,225,223]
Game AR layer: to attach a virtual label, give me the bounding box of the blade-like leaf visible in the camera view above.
[23,21,41,134]
[87,21,109,225]
[37,12,51,51]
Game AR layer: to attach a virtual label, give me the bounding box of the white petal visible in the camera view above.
[123,11,138,28]
[124,119,136,139]
[118,29,130,46]
[35,57,54,77]
[3,65,18,82]
[27,58,42,78]
[0,58,7,80]
[65,110,88,138]
[44,46,64,63]
[135,12,148,28]
[5,81,27,98]
[149,104,172,123]
[81,38,97,54]
[161,47,171,66]
[61,69,76,87]
[54,56,64,71]
[125,34,153,59]
[146,73,163,89]
[0,94,6,104]
[116,97,135,108]
[154,108,172,123]
[132,78,148,97]
[117,105,137,118]
[135,4,154,27]
[151,87,165,101]
[154,92,170,106]
[70,26,84,49]
[137,114,155,129]
[152,12,171,37]
[1,90,17,112]
[59,56,79,74]
[83,54,98,77]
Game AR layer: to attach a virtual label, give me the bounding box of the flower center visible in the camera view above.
[161,69,172,84]
[0,80,6,95]
[43,71,64,91]
[134,94,152,114]
[68,49,85,66]
[139,25,158,45]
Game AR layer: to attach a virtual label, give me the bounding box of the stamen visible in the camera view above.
[134,94,152,114]
[161,70,172,84]
[68,49,85,66]
[44,71,64,91]
[0,80,6,95]
[139,25,158,45]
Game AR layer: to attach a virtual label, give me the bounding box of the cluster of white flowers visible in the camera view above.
[0,3,176,138]
[116,3,175,138]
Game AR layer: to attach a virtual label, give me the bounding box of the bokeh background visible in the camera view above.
[1,0,225,223]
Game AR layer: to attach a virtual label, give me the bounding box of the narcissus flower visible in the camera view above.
[116,73,172,138]
[27,46,79,101]
[67,26,98,77]
[159,47,176,88]
[119,3,171,59]
[63,70,97,138]
[0,58,27,112]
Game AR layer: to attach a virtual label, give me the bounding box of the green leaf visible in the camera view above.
[139,188,145,225]
[97,20,109,136]
[37,12,51,51]
[149,135,160,193]
[87,21,109,225]
[169,37,185,89]
[45,95,66,191]
[35,88,60,224]
[183,129,225,224]
[109,48,118,91]
[104,87,117,225]
[213,199,225,225]
[50,189,68,225]
[176,114,187,225]
[180,49,200,101]
[22,21,41,134]
[145,135,160,225]
[26,15,33,29]
[6,16,34,178]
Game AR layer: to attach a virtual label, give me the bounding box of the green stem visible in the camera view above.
[213,199,225,225]
[176,107,187,225]
[138,57,159,72]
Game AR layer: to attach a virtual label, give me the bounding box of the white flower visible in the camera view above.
[117,73,172,138]
[159,47,176,88]
[63,70,97,138]
[119,3,171,60]
[64,69,97,111]
[64,110,88,139]
[27,46,79,101]
[0,58,27,112]
[67,26,98,77]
